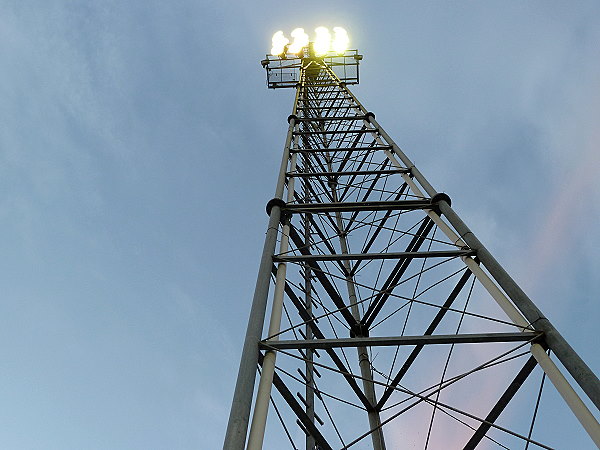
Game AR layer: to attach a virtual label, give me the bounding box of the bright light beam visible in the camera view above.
[271,31,289,56]
[288,28,309,54]
[332,27,349,54]
[314,27,331,56]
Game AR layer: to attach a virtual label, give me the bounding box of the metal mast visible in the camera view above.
[224,36,600,449]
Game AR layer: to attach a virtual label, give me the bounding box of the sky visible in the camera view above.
[1,1,599,449]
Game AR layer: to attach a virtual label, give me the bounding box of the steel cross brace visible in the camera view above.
[258,352,333,450]
[272,264,374,410]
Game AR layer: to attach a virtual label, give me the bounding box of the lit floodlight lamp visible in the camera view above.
[332,27,349,54]
[270,30,289,56]
[313,26,331,56]
[269,27,350,58]
[288,28,309,54]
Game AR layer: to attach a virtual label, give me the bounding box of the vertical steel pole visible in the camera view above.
[304,212,316,450]
[334,212,387,450]
[246,148,299,450]
[298,74,317,450]
[223,100,299,449]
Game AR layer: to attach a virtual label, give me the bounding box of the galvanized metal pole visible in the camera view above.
[303,209,316,450]
[246,147,299,450]
[223,109,299,450]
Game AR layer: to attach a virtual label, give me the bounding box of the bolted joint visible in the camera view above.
[350,323,370,338]
[287,114,298,124]
[430,192,452,215]
[365,111,376,123]
[265,197,286,216]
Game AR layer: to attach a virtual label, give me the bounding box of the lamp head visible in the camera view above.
[270,27,350,58]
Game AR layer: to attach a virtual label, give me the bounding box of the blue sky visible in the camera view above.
[1,1,599,449]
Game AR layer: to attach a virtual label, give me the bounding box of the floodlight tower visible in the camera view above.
[224,29,600,450]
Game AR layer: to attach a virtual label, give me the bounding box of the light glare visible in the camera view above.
[288,28,309,54]
[332,27,349,54]
[271,31,289,56]
[314,27,331,56]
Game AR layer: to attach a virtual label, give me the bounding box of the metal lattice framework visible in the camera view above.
[224,48,600,450]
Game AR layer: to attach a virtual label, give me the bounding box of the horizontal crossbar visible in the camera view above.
[295,116,367,122]
[290,145,392,154]
[273,250,474,263]
[261,332,541,350]
[286,169,408,178]
[284,200,432,213]
[296,106,355,110]
[293,129,375,136]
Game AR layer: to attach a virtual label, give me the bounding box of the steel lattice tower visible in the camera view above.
[224,41,600,449]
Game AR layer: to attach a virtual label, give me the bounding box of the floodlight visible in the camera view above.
[288,28,309,54]
[332,27,349,54]
[270,30,289,56]
[314,27,331,56]
[267,27,352,60]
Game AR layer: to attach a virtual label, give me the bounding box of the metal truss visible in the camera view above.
[224,52,600,450]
